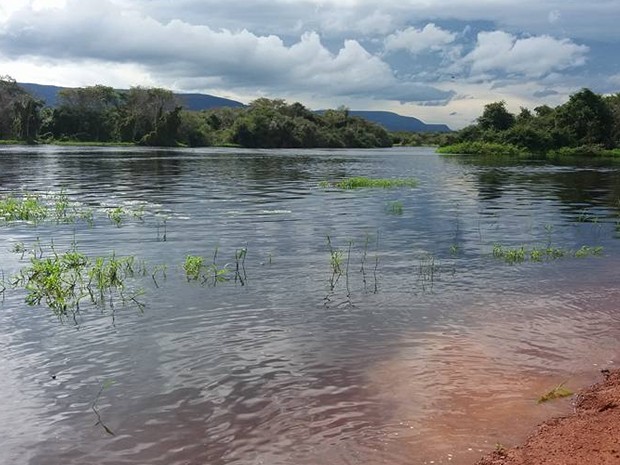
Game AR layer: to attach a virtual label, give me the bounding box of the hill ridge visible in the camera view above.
[19,82,450,133]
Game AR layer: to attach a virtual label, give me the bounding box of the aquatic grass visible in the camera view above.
[322,176,418,189]
[324,236,356,307]
[181,248,239,286]
[492,244,603,264]
[418,253,441,291]
[87,254,138,302]
[386,200,404,215]
[11,241,27,259]
[344,241,353,306]
[360,233,370,292]
[209,247,230,285]
[107,207,125,227]
[105,205,150,228]
[11,244,146,322]
[326,235,343,292]
[91,380,115,436]
[0,194,48,223]
[373,233,380,294]
[449,244,460,257]
[156,217,168,242]
[51,189,72,223]
[13,243,89,320]
[537,382,573,404]
[151,264,167,288]
[574,245,603,258]
[0,190,101,226]
[183,255,204,281]
[234,247,248,285]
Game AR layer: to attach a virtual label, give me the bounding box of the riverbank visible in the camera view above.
[476,369,620,465]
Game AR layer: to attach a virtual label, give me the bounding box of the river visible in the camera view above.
[1,146,619,465]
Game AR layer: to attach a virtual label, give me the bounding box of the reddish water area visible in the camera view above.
[365,290,620,465]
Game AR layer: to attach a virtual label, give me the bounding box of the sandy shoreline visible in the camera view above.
[475,369,620,465]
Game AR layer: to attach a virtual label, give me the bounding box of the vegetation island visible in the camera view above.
[439,88,620,158]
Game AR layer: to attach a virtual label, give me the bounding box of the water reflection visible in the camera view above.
[446,154,620,214]
[0,146,619,465]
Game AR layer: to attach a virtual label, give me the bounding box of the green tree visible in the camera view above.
[51,85,121,141]
[118,87,179,142]
[177,110,212,147]
[555,88,613,147]
[139,106,182,147]
[477,101,515,131]
[0,76,42,143]
[603,93,620,148]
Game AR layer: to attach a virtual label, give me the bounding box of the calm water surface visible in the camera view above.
[1,146,619,465]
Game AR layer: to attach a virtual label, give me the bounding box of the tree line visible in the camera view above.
[443,88,620,156]
[0,76,391,148]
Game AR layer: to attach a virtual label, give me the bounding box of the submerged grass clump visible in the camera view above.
[0,194,48,223]
[0,190,149,228]
[537,382,573,404]
[386,200,404,215]
[182,247,248,286]
[183,255,204,281]
[107,207,125,227]
[492,244,603,264]
[321,176,418,189]
[10,243,146,322]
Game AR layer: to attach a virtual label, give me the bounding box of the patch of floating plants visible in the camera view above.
[319,176,418,189]
[5,242,155,323]
[386,200,404,215]
[0,190,146,228]
[537,381,573,404]
[492,244,603,265]
[323,234,381,307]
[182,246,248,286]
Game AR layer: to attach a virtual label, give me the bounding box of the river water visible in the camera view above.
[1,146,619,465]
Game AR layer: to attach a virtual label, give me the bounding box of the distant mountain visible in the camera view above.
[176,92,244,110]
[19,82,450,133]
[19,82,245,110]
[348,111,451,133]
[20,83,65,108]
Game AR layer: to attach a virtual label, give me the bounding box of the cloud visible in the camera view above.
[548,10,561,24]
[609,74,620,86]
[533,89,560,98]
[384,24,456,55]
[462,31,589,78]
[1,0,618,130]
[0,0,452,104]
[115,0,620,42]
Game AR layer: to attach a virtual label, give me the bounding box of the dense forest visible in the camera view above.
[0,76,392,148]
[439,88,620,157]
[3,75,619,154]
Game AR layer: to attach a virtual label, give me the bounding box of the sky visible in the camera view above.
[1,0,619,129]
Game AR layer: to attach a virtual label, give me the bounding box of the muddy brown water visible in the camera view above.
[1,146,619,465]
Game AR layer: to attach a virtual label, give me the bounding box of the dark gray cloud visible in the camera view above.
[533,89,560,98]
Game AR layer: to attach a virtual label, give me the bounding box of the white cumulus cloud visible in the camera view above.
[0,0,452,104]
[463,31,588,78]
[384,24,456,54]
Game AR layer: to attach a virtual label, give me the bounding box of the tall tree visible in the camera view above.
[0,75,42,143]
[477,101,515,131]
[119,87,179,142]
[603,93,620,148]
[52,85,121,141]
[555,88,613,147]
